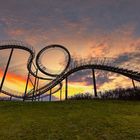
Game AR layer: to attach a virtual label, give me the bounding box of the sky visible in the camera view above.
[0,0,140,99]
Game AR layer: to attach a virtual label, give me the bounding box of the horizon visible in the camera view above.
[0,0,140,100]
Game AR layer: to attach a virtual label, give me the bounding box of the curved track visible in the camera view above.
[30,60,140,98]
[0,41,61,98]
[0,40,140,100]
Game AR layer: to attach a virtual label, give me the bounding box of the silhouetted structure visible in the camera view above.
[0,40,140,101]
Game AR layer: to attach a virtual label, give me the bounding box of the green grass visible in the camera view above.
[0,100,140,140]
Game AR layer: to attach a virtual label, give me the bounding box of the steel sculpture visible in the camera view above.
[0,40,140,101]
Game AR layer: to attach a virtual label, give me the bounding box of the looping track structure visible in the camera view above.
[0,40,140,101]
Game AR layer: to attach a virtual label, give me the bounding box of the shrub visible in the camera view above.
[69,87,140,100]
[69,92,94,100]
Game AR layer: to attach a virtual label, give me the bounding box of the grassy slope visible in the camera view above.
[0,100,140,140]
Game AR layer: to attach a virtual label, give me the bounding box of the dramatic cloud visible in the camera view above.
[0,0,140,97]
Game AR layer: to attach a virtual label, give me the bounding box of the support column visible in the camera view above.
[0,48,14,92]
[65,77,68,100]
[36,78,39,101]
[60,87,62,101]
[32,69,38,101]
[92,69,97,97]
[35,78,39,101]
[10,96,12,101]
[23,72,30,101]
[132,79,136,90]
[49,89,52,101]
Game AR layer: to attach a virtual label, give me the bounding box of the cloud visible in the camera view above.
[114,52,140,71]
[1,0,140,97]
[2,23,140,92]
[69,70,92,85]
[68,69,113,88]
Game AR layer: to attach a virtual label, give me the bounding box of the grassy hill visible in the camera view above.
[0,100,140,140]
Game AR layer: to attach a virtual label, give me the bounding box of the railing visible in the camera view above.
[0,41,140,99]
[0,40,35,54]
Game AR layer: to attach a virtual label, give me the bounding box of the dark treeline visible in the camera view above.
[69,87,140,100]
[0,87,140,101]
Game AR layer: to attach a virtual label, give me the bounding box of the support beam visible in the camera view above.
[29,78,34,86]
[92,69,97,97]
[23,72,30,101]
[49,89,52,101]
[32,69,38,101]
[132,79,136,90]
[60,87,62,101]
[10,96,12,101]
[65,77,68,100]
[36,78,39,101]
[0,48,14,92]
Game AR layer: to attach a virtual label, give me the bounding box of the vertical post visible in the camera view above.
[35,78,39,101]
[49,89,52,101]
[60,87,62,101]
[132,79,136,90]
[10,96,12,101]
[36,78,39,101]
[32,69,38,101]
[23,72,30,101]
[92,69,97,97]
[0,48,14,92]
[65,77,68,100]
[38,91,40,101]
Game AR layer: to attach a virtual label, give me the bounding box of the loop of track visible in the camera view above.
[0,40,140,99]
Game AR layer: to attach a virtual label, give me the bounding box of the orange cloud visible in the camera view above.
[0,69,33,96]
[2,24,140,99]
[86,24,140,58]
[99,75,133,91]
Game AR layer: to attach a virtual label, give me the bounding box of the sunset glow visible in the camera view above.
[0,69,32,95]
[0,0,140,100]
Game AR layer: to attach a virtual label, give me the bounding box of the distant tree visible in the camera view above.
[69,87,140,100]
